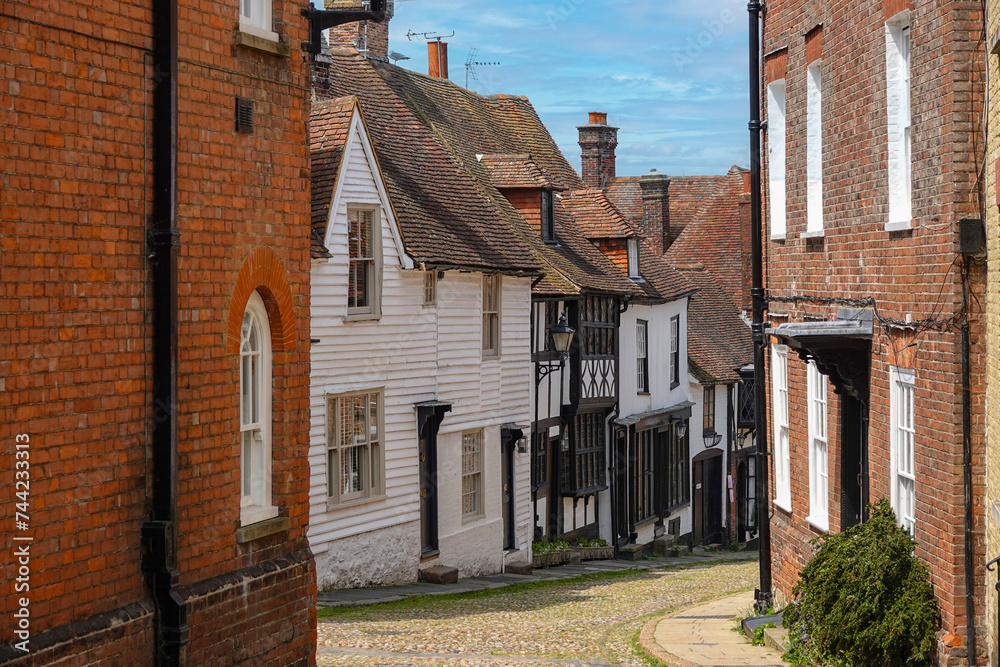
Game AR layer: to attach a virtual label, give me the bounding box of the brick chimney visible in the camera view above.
[427,39,449,78]
[325,0,395,61]
[578,112,618,189]
[639,169,671,253]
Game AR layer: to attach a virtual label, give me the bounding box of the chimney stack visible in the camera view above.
[578,112,618,189]
[428,39,449,79]
[325,0,395,61]
[639,169,671,253]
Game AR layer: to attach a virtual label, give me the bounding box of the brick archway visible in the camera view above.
[227,246,296,354]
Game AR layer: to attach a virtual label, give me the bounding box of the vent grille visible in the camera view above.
[236,97,254,133]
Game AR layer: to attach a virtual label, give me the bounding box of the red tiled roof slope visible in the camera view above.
[680,265,753,383]
[666,166,748,310]
[561,190,640,239]
[479,154,563,191]
[605,174,725,246]
[312,49,542,274]
[310,96,356,259]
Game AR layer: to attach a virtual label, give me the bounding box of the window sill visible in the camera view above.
[637,391,650,396]
[806,515,830,533]
[482,353,501,361]
[237,513,289,544]
[326,493,387,512]
[885,220,912,233]
[240,504,279,527]
[235,29,290,58]
[670,381,680,390]
[420,548,440,562]
[770,233,786,242]
[343,311,382,323]
[462,513,485,525]
[801,229,824,239]
[774,498,792,514]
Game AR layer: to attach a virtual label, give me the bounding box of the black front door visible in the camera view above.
[502,434,516,550]
[840,393,869,529]
[419,419,439,555]
[693,450,723,545]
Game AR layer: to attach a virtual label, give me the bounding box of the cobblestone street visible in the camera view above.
[317,559,759,666]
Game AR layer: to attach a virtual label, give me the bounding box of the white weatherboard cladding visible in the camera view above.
[307,113,533,587]
[619,300,689,419]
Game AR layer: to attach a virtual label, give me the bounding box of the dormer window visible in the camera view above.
[627,238,640,279]
[541,189,555,242]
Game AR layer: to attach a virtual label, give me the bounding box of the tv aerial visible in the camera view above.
[464,48,500,89]
[406,29,454,42]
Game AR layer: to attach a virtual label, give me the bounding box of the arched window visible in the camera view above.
[240,291,277,525]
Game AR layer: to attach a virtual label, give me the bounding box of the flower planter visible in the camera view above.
[532,550,572,568]
[570,545,614,561]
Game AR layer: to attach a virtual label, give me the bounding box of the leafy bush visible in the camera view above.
[782,499,939,667]
[572,538,609,548]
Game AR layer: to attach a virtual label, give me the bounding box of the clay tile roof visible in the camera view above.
[666,166,749,310]
[478,154,564,191]
[606,174,726,246]
[633,238,696,303]
[319,51,638,298]
[680,265,753,383]
[310,96,356,259]
[313,52,542,274]
[560,190,640,239]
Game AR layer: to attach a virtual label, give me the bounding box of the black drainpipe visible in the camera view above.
[747,0,772,611]
[141,0,187,663]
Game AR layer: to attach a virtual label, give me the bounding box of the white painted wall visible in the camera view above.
[308,110,532,589]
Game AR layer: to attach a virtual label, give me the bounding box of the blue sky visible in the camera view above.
[384,0,751,178]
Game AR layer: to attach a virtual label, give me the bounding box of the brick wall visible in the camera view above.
[762,0,986,663]
[1,0,316,662]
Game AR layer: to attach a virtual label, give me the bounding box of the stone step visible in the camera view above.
[505,561,533,575]
[764,626,789,653]
[617,543,645,561]
[419,565,458,585]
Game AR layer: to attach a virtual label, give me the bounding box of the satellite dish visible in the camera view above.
[388,50,410,63]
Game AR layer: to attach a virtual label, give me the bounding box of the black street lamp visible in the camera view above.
[536,314,575,382]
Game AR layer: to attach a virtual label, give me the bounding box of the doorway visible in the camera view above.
[692,449,723,545]
[840,393,869,529]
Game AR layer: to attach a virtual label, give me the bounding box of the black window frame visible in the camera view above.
[541,189,555,243]
[636,319,649,393]
[703,385,716,434]
[665,423,690,511]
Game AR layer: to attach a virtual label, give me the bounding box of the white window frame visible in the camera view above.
[767,80,787,239]
[772,345,791,511]
[346,207,382,319]
[669,315,680,388]
[482,274,501,358]
[239,0,278,41]
[886,12,912,229]
[890,367,916,535]
[627,238,640,279]
[636,320,648,393]
[461,430,484,520]
[327,389,384,505]
[807,361,829,530]
[806,62,824,236]
[240,291,278,526]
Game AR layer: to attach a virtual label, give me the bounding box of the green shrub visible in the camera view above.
[782,499,939,667]
[532,540,570,555]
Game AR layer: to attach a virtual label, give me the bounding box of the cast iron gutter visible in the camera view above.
[142,0,187,663]
[748,0,772,611]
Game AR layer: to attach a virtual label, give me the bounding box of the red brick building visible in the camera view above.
[1,0,316,663]
[760,0,986,664]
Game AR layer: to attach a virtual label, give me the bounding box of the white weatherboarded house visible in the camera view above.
[308,95,539,590]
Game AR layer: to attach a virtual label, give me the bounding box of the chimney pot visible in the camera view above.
[589,111,607,125]
[639,169,671,253]
[578,112,618,189]
[428,40,449,79]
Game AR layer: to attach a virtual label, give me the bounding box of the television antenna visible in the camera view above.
[406,29,454,41]
[464,48,500,89]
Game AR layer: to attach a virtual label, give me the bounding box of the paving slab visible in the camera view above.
[640,590,790,667]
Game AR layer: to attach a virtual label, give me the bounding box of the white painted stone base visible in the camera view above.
[315,520,421,590]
